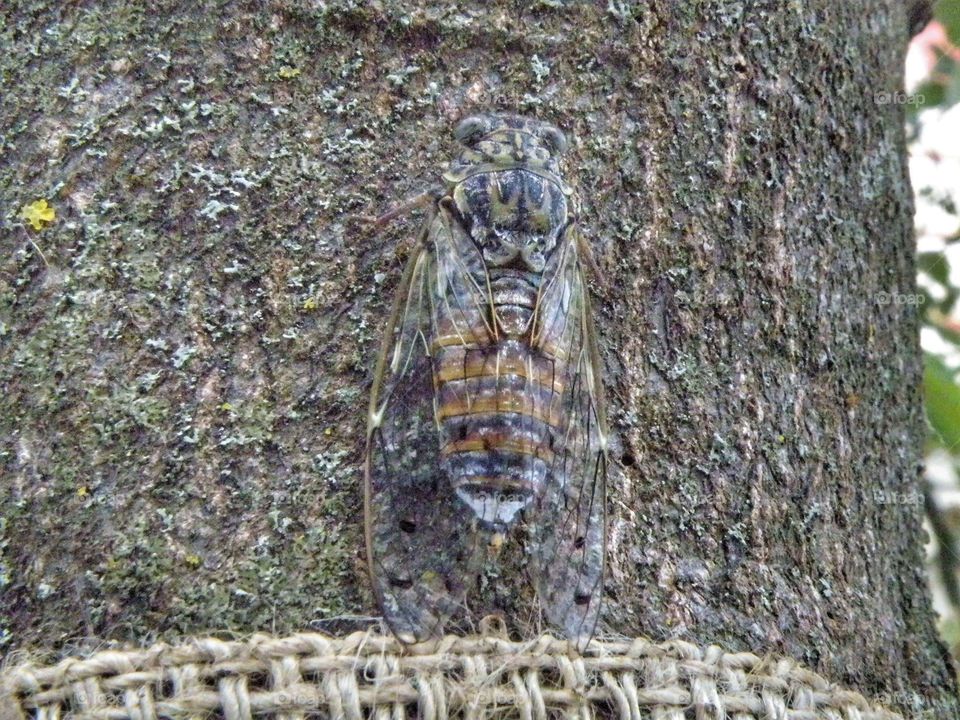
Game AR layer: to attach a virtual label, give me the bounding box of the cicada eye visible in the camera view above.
[539,125,568,155]
[454,115,492,147]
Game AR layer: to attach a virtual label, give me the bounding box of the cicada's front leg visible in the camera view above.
[358,186,445,229]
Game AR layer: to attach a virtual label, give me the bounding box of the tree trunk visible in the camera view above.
[1,0,955,715]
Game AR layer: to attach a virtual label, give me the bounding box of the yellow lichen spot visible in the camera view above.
[303,297,318,311]
[324,427,333,436]
[185,554,201,568]
[20,199,56,230]
[76,485,89,498]
[220,402,233,412]
[278,66,300,79]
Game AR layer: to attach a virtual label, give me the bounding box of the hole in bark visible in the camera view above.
[399,519,416,533]
[621,453,635,467]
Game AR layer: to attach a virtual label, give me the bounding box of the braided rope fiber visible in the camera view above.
[0,631,904,720]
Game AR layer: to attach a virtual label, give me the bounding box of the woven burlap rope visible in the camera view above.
[0,631,905,720]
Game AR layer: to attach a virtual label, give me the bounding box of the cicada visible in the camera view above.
[364,113,608,648]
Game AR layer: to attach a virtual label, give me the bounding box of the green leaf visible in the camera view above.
[918,251,951,286]
[925,352,960,452]
[938,0,960,46]
[945,63,960,107]
[913,80,944,112]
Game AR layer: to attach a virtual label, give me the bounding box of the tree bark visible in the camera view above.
[1,0,955,715]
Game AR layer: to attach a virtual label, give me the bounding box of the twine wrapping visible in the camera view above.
[0,631,904,720]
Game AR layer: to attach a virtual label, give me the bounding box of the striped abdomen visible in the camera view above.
[432,270,569,529]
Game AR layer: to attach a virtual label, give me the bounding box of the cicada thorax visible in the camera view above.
[429,163,576,531]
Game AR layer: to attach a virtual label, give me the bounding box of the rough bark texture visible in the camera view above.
[1,0,955,715]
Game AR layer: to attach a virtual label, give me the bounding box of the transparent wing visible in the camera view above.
[364,211,491,642]
[528,224,608,649]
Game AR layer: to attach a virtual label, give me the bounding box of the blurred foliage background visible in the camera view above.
[909,0,960,658]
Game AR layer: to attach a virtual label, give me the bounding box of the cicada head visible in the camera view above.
[443,114,572,194]
[442,114,575,274]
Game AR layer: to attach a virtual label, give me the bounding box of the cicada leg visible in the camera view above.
[358,186,445,229]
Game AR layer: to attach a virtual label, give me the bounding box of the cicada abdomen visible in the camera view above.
[365,114,607,647]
